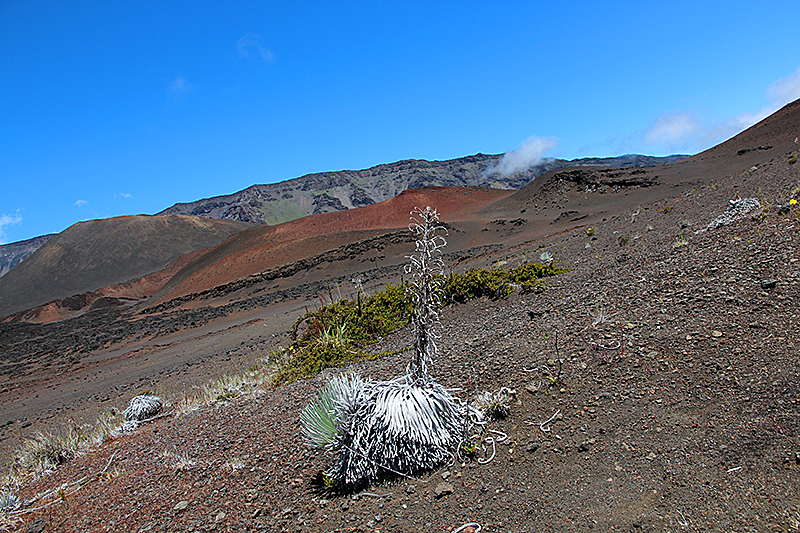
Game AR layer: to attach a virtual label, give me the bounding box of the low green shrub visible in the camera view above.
[275,261,569,385]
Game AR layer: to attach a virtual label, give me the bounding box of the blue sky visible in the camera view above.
[2,1,800,244]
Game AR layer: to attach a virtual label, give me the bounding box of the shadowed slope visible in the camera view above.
[0,215,254,317]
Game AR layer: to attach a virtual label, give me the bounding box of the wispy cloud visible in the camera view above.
[237,33,275,65]
[643,113,701,147]
[74,199,88,208]
[114,193,132,200]
[642,65,800,153]
[0,213,22,244]
[169,76,192,93]
[483,135,558,177]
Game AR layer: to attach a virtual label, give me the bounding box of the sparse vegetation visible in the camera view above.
[276,260,568,385]
[10,410,121,480]
[302,207,546,491]
[161,447,196,471]
[473,387,514,420]
[673,231,689,248]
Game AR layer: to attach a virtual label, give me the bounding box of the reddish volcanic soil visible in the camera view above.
[4,142,800,532]
[2,100,800,532]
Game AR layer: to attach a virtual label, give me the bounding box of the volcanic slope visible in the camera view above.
[0,215,254,317]
[8,102,800,532]
[159,101,800,309]
[482,98,800,231]
[147,186,516,305]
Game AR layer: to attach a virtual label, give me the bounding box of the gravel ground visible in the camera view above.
[6,158,800,532]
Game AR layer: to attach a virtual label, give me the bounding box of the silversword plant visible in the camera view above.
[404,206,447,381]
[301,206,478,491]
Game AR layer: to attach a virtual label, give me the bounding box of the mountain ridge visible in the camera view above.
[156,153,687,225]
[0,234,55,278]
[0,215,255,317]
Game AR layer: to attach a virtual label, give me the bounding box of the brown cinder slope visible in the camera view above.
[149,186,514,303]
[0,215,254,317]
[484,98,800,223]
[11,101,800,533]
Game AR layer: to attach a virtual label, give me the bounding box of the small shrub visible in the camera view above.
[124,394,162,423]
[443,268,513,302]
[618,236,629,246]
[442,262,569,303]
[305,374,474,490]
[275,283,412,385]
[789,155,797,165]
[0,490,21,511]
[473,387,515,420]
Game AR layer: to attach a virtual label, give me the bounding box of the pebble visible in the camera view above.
[174,501,189,511]
[405,484,416,494]
[434,482,454,499]
[760,279,777,289]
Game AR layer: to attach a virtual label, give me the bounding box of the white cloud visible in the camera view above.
[643,113,701,146]
[74,199,88,208]
[237,33,275,64]
[169,76,192,93]
[115,193,132,200]
[642,65,800,153]
[766,65,800,108]
[0,213,22,244]
[484,135,558,177]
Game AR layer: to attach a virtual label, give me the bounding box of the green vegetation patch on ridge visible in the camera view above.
[275,261,569,385]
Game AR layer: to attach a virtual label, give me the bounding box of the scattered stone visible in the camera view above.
[174,501,190,511]
[646,452,657,461]
[405,485,416,494]
[760,279,777,289]
[441,471,450,480]
[704,198,761,231]
[526,442,540,453]
[433,482,454,499]
[215,511,226,523]
[712,330,723,338]
[525,382,541,394]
